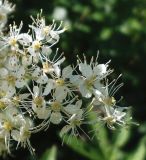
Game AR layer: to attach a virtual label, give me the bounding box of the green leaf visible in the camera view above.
[40,146,57,160]
[127,137,146,160]
[63,135,103,160]
[114,128,131,147]
[109,147,124,160]
[88,111,110,154]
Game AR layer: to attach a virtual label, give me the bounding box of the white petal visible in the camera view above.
[18,33,32,45]
[76,100,82,109]
[54,57,65,66]
[16,67,25,78]
[41,46,52,56]
[7,86,16,97]
[11,130,20,142]
[16,79,25,88]
[70,75,83,86]
[37,108,51,119]
[19,93,30,99]
[94,89,102,98]
[43,79,55,95]
[50,112,62,124]
[79,84,92,98]
[36,74,48,84]
[22,55,32,66]
[33,86,39,96]
[60,125,72,137]
[55,86,67,101]
[79,63,93,78]
[54,66,61,77]
[0,68,8,77]
[62,65,73,79]
[93,64,107,76]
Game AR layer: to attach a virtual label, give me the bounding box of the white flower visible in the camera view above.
[0,0,15,14]
[0,0,15,28]
[64,100,82,115]
[60,109,84,137]
[0,22,26,52]
[46,94,78,125]
[0,106,22,153]
[101,107,128,130]
[29,13,66,47]
[0,3,133,156]
[31,86,50,119]
[41,49,65,74]
[43,65,73,100]
[47,95,64,125]
[92,77,127,129]
[11,118,34,155]
[93,76,123,107]
[0,66,26,90]
[71,55,112,98]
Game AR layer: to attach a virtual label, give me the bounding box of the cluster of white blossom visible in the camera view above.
[0,0,15,29]
[0,0,131,157]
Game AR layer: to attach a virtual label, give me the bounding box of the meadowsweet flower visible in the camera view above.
[93,76,123,107]
[71,55,112,98]
[0,22,24,51]
[30,12,66,47]
[0,0,133,157]
[0,0,15,29]
[41,49,65,75]
[0,0,15,14]
[92,77,128,129]
[0,66,26,91]
[31,85,50,119]
[25,12,66,61]
[45,94,79,125]
[43,65,74,100]
[11,118,34,154]
[60,108,84,138]
[0,107,23,153]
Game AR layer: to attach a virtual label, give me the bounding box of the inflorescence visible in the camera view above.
[0,0,132,157]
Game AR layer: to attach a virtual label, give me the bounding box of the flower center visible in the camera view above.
[104,116,116,125]
[43,26,50,35]
[0,91,6,98]
[56,79,65,86]
[51,101,61,112]
[23,130,31,140]
[6,75,16,86]
[0,100,7,109]
[85,75,96,89]
[32,41,41,51]
[42,62,53,73]
[9,38,17,46]
[33,96,44,107]
[3,121,13,131]
[0,14,5,21]
[12,96,20,106]
[102,97,116,106]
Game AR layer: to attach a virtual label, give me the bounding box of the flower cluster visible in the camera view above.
[0,0,132,157]
[0,0,15,29]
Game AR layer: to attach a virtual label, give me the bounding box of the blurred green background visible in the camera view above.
[7,0,146,160]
